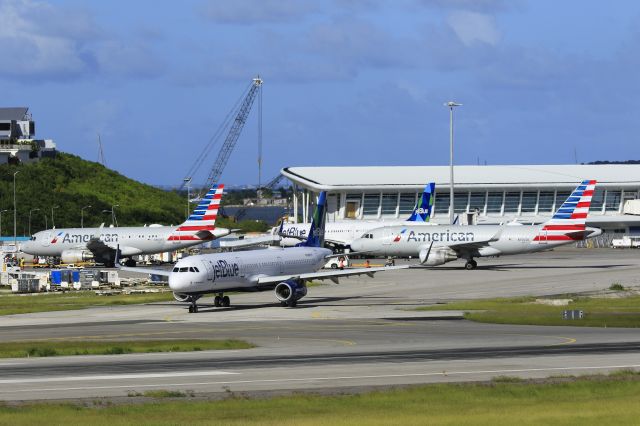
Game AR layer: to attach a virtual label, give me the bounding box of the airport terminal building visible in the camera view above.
[281,164,640,236]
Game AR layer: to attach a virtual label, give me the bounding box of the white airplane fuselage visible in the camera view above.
[21,226,229,259]
[350,224,600,258]
[169,246,331,294]
[276,220,434,247]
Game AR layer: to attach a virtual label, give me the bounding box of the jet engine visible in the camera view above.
[419,247,457,266]
[173,293,199,303]
[61,249,94,264]
[274,280,307,306]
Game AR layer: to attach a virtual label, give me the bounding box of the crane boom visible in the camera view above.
[203,77,263,191]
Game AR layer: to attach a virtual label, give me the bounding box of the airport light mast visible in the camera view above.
[445,101,461,225]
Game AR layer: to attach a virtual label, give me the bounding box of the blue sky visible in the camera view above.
[3,0,640,186]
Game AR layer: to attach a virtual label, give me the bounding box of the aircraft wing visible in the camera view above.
[218,235,281,249]
[436,229,503,253]
[257,265,409,285]
[85,237,116,259]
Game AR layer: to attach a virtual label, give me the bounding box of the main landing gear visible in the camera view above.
[213,294,231,308]
[464,259,478,270]
[186,294,230,314]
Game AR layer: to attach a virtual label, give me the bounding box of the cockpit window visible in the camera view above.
[362,233,373,239]
[179,267,188,272]
[172,267,179,272]
[189,267,197,272]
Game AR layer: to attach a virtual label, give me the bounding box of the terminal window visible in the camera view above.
[434,192,450,216]
[504,192,521,213]
[454,192,468,213]
[538,191,554,213]
[398,193,417,215]
[590,189,605,212]
[0,123,10,131]
[486,192,503,213]
[362,193,380,217]
[605,190,621,212]
[381,193,397,215]
[521,191,537,213]
[469,192,486,214]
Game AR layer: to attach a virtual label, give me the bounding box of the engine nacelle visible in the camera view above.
[172,292,199,303]
[61,249,94,264]
[274,280,307,303]
[419,247,457,266]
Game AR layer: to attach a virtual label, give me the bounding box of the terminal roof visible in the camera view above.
[282,164,640,191]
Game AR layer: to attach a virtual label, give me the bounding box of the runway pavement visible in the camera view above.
[1,248,639,401]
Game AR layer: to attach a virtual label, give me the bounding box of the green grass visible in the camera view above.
[0,339,254,358]
[415,295,640,327]
[1,372,639,425]
[0,291,174,316]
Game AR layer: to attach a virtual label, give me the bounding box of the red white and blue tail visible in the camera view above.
[534,180,596,242]
[168,184,224,241]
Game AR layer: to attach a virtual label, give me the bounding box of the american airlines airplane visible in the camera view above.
[21,184,230,267]
[121,192,406,313]
[351,180,602,270]
[275,182,436,247]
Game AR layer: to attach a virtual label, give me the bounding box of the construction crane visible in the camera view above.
[180,76,263,194]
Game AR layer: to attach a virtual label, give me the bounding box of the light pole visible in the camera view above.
[103,205,119,226]
[183,177,192,220]
[0,209,8,237]
[81,205,92,228]
[13,171,19,250]
[29,208,40,236]
[51,205,59,229]
[445,101,462,225]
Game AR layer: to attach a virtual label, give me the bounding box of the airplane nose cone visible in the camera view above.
[350,239,363,252]
[168,274,187,292]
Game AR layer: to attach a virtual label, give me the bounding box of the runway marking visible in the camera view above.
[548,336,577,346]
[0,370,238,384]
[3,364,640,394]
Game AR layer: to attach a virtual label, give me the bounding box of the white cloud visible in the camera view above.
[0,0,93,79]
[447,10,501,46]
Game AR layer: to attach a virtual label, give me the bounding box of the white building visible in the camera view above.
[0,107,56,164]
[281,164,640,235]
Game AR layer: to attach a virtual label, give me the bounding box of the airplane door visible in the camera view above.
[42,232,52,247]
[202,260,214,281]
[235,257,245,277]
[538,228,548,244]
[276,256,284,274]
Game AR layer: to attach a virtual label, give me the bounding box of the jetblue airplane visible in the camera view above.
[275,182,436,247]
[351,180,602,270]
[121,192,406,313]
[21,184,230,267]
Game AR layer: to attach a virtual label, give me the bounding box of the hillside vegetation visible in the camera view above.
[0,153,186,235]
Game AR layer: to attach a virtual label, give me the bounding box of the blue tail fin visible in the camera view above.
[406,182,435,222]
[298,192,327,248]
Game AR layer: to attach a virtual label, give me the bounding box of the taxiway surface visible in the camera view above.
[1,248,638,401]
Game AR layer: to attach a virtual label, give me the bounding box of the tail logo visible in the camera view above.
[534,180,596,242]
[169,184,224,241]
